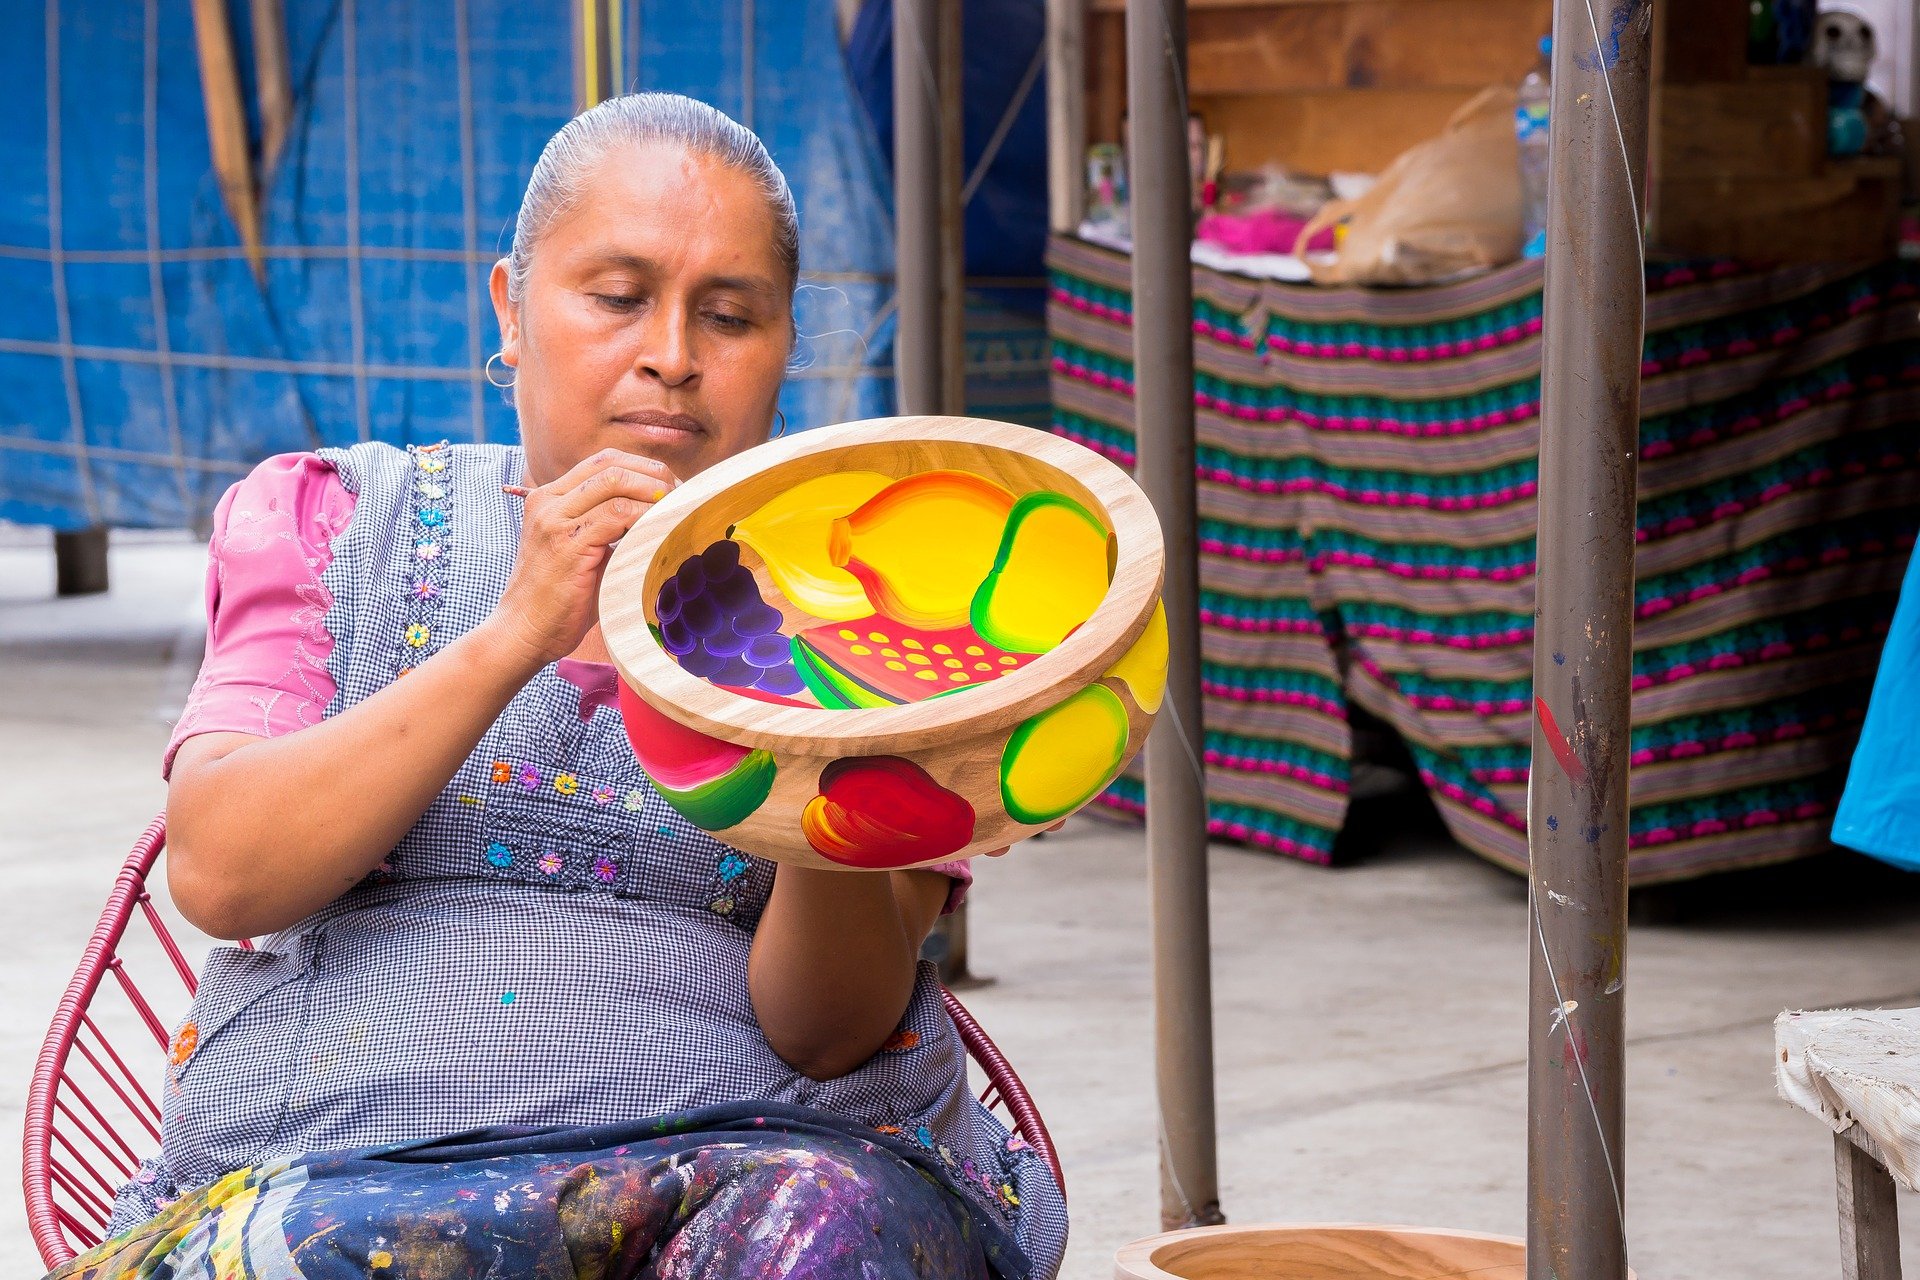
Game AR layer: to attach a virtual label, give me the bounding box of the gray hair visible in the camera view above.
[505,92,799,307]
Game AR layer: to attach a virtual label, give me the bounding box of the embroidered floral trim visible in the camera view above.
[538,850,564,876]
[882,1029,921,1052]
[592,856,619,884]
[485,842,514,868]
[168,1021,199,1066]
[553,772,580,796]
[491,761,512,784]
[401,442,452,681]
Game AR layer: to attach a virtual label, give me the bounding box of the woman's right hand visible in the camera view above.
[490,448,679,667]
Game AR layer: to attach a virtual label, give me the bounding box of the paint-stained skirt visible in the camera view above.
[50,1103,1030,1280]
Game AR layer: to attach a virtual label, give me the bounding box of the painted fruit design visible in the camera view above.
[971,491,1111,654]
[656,539,805,697]
[792,616,1037,708]
[997,606,1170,825]
[801,756,977,867]
[729,471,892,620]
[999,684,1132,825]
[616,678,775,831]
[837,471,1016,629]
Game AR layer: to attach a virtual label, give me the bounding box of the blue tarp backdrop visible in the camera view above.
[0,0,1044,533]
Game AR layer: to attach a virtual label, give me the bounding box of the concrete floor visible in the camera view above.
[4,530,1920,1278]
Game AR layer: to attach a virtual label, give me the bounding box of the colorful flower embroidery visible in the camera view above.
[591,786,616,805]
[491,761,513,784]
[882,1029,921,1052]
[519,765,541,790]
[417,456,446,474]
[998,1183,1020,1208]
[167,1021,199,1066]
[415,541,441,560]
[405,623,430,648]
[416,481,445,500]
[538,851,564,876]
[592,856,618,884]
[624,790,648,812]
[418,508,448,529]
[553,773,580,797]
[412,579,438,600]
[709,896,736,917]
[718,853,749,882]
[874,1125,903,1137]
[1006,1133,1032,1153]
[485,842,513,868]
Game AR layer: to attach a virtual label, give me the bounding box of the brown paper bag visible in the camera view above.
[1292,87,1524,286]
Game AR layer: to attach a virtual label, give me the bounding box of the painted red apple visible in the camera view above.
[801,756,976,868]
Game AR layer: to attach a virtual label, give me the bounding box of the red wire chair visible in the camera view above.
[23,816,1061,1272]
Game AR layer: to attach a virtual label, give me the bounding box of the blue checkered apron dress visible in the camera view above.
[110,442,1067,1277]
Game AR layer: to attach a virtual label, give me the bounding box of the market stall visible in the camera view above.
[1048,0,1920,886]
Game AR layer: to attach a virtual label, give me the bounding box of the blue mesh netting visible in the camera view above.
[0,0,915,531]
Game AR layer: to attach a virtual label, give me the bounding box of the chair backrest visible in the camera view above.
[23,817,1061,1271]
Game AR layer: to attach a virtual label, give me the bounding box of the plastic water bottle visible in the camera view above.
[1516,36,1552,260]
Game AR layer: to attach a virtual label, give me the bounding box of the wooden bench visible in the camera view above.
[1777,1008,1920,1279]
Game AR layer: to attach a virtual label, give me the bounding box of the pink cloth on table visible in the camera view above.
[166,452,972,912]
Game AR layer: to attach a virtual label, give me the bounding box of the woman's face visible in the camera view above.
[490,141,793,485]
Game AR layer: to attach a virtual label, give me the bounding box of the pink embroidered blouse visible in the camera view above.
[167,453,971,908]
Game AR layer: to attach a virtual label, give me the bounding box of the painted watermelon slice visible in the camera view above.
[792,615,1037,709]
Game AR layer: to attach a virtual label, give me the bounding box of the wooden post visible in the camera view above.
[54,527,109,597]
[1525,0,1652,1276]
[1046,0,1087,233]
[1836,1131,1904,1280]
[1125,0,1222,1232]
[573,0,619,111]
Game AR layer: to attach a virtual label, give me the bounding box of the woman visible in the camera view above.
[60,94,1065,1280]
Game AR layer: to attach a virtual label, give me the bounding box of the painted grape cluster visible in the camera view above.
[655,540,805,698]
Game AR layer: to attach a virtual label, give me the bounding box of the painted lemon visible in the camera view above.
[971,491,1111,654]
[1000,683,1131,825]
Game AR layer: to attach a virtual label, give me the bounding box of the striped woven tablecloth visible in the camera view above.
[1048,234,1920,884]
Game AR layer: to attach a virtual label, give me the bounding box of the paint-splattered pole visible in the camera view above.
[1526,1,1652,1277]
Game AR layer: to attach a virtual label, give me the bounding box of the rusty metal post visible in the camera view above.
[1525,2,1652,1277]
[1125,0,1222,1232]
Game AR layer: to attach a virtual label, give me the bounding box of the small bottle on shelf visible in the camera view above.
[1516,35,1552,260]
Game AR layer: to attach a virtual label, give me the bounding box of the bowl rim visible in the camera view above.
[601,414,1166,755]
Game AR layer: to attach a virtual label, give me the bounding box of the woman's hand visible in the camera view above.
[492,448,679,666]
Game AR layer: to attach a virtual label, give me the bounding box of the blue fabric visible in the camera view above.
[1834,545,1920,869]
[0,1,898,532]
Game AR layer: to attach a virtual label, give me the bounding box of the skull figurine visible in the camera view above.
[1811,10,1875,85]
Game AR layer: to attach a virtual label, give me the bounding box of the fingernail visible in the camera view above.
[502,484,531,498]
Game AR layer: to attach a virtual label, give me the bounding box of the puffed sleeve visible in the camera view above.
[162,454,357,778]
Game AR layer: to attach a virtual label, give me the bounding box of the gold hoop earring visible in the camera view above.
[771,409,788,439]
[485,352,516,389]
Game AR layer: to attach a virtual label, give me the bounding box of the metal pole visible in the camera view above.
[1045,0,1086,233]
[936,0,966,418]
[1125,0,1221,1232]
[1525,0,1651,1276]
[893,0,941,417]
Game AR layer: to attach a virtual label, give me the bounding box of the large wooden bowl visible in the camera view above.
[1113,1220,1635,1280]
[1115,1223,1635,1279]
[601,415,1167,870]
